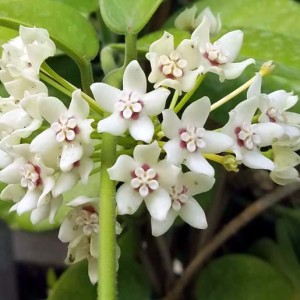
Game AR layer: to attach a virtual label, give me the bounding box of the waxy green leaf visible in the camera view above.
[100,0,163,34]
[196,255,293,300]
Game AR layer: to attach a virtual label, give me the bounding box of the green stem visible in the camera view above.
[174,75,205,113]
[40,73,72,97]
[98,131,117,299]
[41,65,103,115]
[124,33,137,66]
[78,58,94,96]
[97,30,137,300]
[169,91,179,110]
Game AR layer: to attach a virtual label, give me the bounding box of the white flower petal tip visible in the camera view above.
[175,6,221,36]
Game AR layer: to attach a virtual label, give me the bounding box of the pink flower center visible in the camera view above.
[20,162,42,190]
[179,125,206,152]
[115,91,144,120]
[159,50,187,79]
[52,112,79,142]
[234,122,261,150]
[130,164,159,197]
[169,184,189,211]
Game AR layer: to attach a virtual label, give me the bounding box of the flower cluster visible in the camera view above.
[0,6,299,285]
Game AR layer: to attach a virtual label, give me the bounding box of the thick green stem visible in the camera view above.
[98,130,117,300]
[124,33,137,66]
[97,31,137,300]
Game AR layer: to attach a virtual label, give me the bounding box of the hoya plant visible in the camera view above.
[0,0,300,299]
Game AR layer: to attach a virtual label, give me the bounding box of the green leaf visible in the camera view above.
[100,0,163,34]
[195,0,300,39]
[0,0,99,62]
[50,0,98,13]
[48,261,97,300]
[196,254,293,300]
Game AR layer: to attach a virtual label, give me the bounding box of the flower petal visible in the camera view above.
[52,172,78,197]
[217,30,243,62]
[162,109,182,139]
[221,59,255,80]
[155,160,180,187]
[182,172,215,196]
[97,113,127,135]
[252,123,284,146]
[129,115,154,143]
[179,198,207,229]
[108,155,136,182]
[151,210,177,236]
[202,131,233,153]
[242,149,274,170]
[186,152,215,176]
[39,96,67,124]
[17,189,39,214]
[182,97,210,127]
[145,188,171,221]
[142,88,170,116]
[69,89,89,119]
[116,183,143,215]
[123,60,147,94]
[60,142,83,172]
[149,31,175,55]
[133,141,161,165]
[91,83,121,113]
[164,140,186,167]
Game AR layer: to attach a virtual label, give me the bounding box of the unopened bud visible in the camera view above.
[223,155,239,172]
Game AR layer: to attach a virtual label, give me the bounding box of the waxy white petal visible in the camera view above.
[182,97,210,127]
[133,141,161,165]
[179,198,207,229]
[162,109,182,139]
[123,60,147,94]
[108,155,137,182]
[145,188,171,221]
[186,152,215,176]
[129,115,154,143]
[91,83,121,113]
[141,88,170,116]
[69,89,89,119]
[97,113,127,135]
[151,210,177,236]
[116,183,143,215]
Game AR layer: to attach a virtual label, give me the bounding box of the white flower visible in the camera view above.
[30,90,94,172]
[52,145,94,197]
[162,97,233,176]
[222,76,284,170]
[146,32,201,94]
[0,144,61,224]
[0,26,55,99]
[258,90,300,138]
[270,144,300,185]
[191,17,254,82]
[91,60,170,143]
[151,171,214,236]
[175,6,221,36]
[108,141,180,221]
[59,196,121,284]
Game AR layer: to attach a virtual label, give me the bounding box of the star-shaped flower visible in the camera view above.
[108,141,180,221]
[222,75,284,170]
[146,32,201,94]
[30,90,94,172]
[91,60,170,143]
[0,144,61,224]
[162,97,233,176]
[151,171,214,236]
[191,17,254,82]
